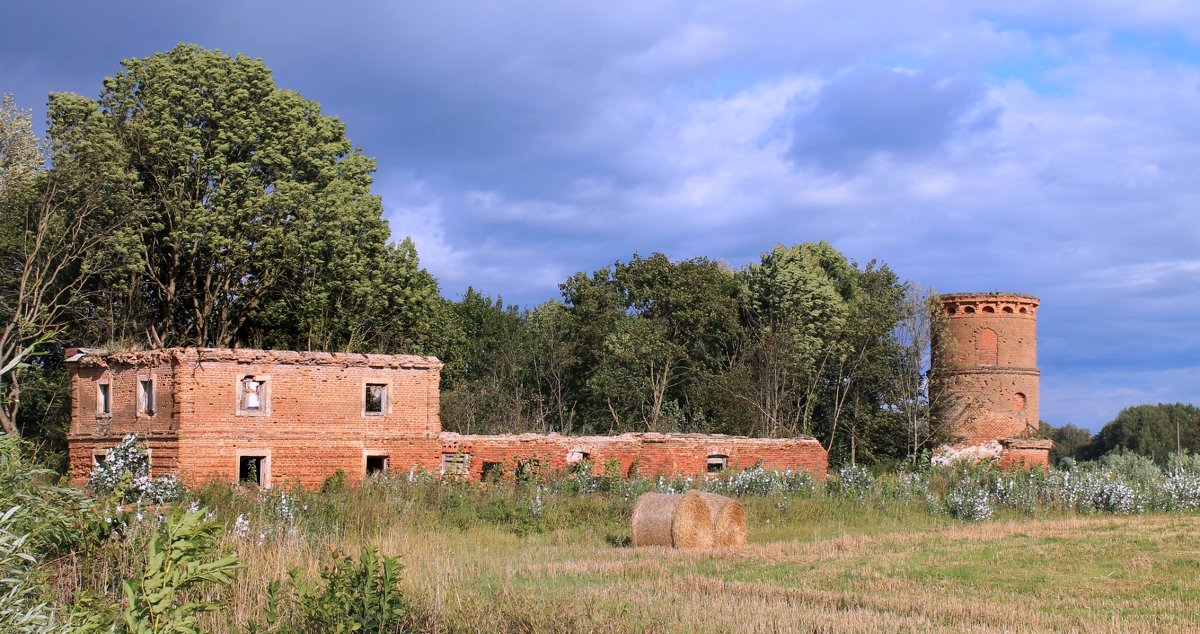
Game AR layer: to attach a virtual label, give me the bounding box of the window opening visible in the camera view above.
[137,379,155,416]
[982,306,995,313]
[365,383,387,414]
[707,455,728,473]
[97,383,111,415]
[93,451,108,467]
[239,455,266,487]
[366,455,388,476]
[964,306,976,314]
[1002,306,1014,313]
[481,461,503,481]
[241,376,264,411]
[441,452,469,477]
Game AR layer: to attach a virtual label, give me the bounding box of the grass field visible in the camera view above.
[184,480,1200,633]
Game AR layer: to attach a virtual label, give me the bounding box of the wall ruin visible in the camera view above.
[67,347,828,487]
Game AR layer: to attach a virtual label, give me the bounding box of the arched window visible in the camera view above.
[1002,306,1014,314]
[982,306,995,313]
[977,328,998,366]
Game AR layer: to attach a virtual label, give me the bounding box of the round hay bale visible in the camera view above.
[630,492,714,549]
[689,491,748,547]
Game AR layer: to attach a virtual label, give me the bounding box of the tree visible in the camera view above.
[0,93,137,435]
[60,44,442,351]
[0,94,42,194]
[1040,422,1092,465]
[735,242,853,438]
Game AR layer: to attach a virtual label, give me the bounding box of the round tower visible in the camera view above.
[931,292,1040,444]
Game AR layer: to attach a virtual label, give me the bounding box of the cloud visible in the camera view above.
[788,67,1000,170]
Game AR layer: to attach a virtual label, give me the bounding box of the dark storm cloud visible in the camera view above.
[789,67,1000,170]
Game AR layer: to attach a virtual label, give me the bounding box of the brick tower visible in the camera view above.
[932,292,1040,444]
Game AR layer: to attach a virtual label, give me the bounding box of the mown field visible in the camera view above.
[211,499,1200,633]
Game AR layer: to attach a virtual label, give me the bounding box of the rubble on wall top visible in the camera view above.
[64,346,442,370]
[939,292,1040,302]
[438,431,821,445]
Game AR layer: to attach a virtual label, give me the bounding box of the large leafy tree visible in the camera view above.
[64,44,441,351]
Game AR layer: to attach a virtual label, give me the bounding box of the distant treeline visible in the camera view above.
[1043,403,1200,466]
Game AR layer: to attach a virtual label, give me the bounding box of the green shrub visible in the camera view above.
[69,508,241,634]
[0,506,60,633]
[253,547,407,633]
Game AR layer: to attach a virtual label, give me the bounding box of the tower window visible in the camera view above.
[366,455,388,476]
[977,328,998,366]
[982,306,995,313]
[1002,306,1014,314]
[239,455,268,487]
[964,306,976,314]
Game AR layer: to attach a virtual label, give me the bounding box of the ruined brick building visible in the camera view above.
[66,347,828,487]
[66,289,1050,486]
[930,292,1052,467]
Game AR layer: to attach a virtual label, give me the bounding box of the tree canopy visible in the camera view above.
[60,44,444,352]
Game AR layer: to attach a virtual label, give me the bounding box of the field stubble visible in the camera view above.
[207,480,1200,634]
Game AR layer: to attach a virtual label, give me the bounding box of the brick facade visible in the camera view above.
[67,347,828,487]
[931,293,1050,468]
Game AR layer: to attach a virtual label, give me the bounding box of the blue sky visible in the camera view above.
[2,1,1197,430]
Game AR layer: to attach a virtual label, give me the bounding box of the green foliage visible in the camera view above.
[48,44,444,355]
[246,547,406,634]
[0,506,59,633]
[1042,422,1093,465]
[442,243,915,459]
[0,434,89,557]
[1089,403,1200,464]
[72,508,241,634]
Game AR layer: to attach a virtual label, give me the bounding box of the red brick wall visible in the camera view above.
[68,348,443,488]
[999,440,1053,470]
[933,293,1040,444]
[67,348,829,489]
[438,432,828,481]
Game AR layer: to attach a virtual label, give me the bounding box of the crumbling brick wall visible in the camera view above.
[438,432,828,481]
[67,347,829,488]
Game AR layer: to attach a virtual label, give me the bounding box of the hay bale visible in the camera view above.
[630,492,714,549]
[689,491,748,547]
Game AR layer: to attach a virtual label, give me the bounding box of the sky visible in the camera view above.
[2,1,1197,430]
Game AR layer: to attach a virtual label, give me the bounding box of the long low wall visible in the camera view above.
[438,432,829,481]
